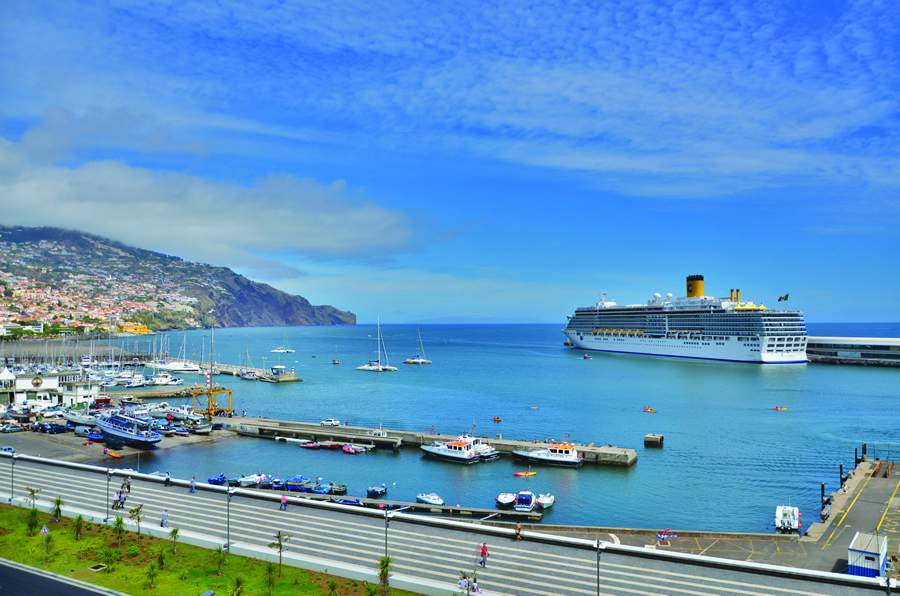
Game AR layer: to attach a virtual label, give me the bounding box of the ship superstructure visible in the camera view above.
[563,275,807,363]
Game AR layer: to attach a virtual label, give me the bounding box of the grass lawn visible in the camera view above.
[0,503,418,595]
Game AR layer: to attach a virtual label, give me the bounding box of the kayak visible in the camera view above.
[513,471,536,477]
[107,450,123,459]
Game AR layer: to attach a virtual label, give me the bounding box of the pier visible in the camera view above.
[224,416,639,466]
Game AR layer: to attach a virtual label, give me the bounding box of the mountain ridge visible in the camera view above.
[0,225,355,329]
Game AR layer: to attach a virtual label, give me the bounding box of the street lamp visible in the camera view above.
[225,488,235,551]
[9,455,17,504]
[595,538,607,595]
[384,506,409,557]
[105,468,113,522]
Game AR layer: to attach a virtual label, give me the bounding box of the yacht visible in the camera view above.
[357,319,398,372]
[270,347,295,354]
[403,328,433,365]
[511,442,584,467]
[151,372,183,386]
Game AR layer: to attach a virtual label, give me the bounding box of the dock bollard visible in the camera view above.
[820,482,825,506]
[855,448,860,466]
[840,464,844,487]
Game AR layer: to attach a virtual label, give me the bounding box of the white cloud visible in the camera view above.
[0,136,414,269]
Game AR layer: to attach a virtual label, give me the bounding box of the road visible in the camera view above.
[0,458,885,595]
[0,558,121,595]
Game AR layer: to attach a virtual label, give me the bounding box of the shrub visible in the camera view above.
[97,546,121,573]
[127,545,140,558]
[156,548,166,570]
[73,514,84,541]
[25,508,39,536]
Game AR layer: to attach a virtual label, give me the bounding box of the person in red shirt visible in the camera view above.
[479,543,488,567]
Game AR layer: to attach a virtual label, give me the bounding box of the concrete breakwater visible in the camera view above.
[223,416,639,466]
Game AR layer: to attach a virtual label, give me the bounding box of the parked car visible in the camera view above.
[46,423,69,434]
[320,418,341,427]
[0,446,15,454]
[0,424,25,433]
[73,425,92,437]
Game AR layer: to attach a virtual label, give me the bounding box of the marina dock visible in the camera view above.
[224,416,639,466]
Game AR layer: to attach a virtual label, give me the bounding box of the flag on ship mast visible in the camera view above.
[777,293,790,302]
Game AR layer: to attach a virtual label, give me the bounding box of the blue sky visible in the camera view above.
[1,1,898,322]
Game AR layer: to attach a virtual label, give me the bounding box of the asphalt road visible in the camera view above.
[0,458,886,595]
[0,559,118,595]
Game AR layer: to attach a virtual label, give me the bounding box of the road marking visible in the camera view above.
[821,471,873,551]
[699,538,719,556]
[876,480,899,532]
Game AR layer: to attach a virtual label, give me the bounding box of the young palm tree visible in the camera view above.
[378,555,392,596]
[128,504,144,536]
[74,514,84,541]
[264,562,276,595]
[230,576,244,596]
[25,486,40,509]
[113,515,125,547]
[169,527,179,553]
[51,496,64,522]
[145,562,159,589]
[268,530,290,577]
[26,507,39,536]
[214,546,226,576]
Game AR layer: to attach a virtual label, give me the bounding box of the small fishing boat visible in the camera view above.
[537,493,556,510]
[174,428,190,437]
[642,405,657,414]
[257,474,273,489]
[513,470,537,477]
[187,421,213,435]
[512,443,583,468]
[299,441,321,450]
[367,484,387,498]
[319,482,347,495]
[87,431,104,442]
[416,492,444,506]
[342,444,363,455]
[319,441,343,450]
[238,474,261,487]
[207,474,228,486]
[271,477,284,490]
[332,497,363,506]
[495,492,516,508]
[775,505,801,533]
[514,490,536,513]
[283,475,310,491]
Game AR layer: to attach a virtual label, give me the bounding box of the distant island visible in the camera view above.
[0,225,355,335]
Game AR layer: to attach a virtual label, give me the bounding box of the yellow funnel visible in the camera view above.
[686,275,705,298]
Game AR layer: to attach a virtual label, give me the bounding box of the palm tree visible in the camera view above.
[25,486,40,509]
[51,496,64,522]
[74,514,84,541]
[214,546,226,576]
[26,507,39,536]
[128,504,144,536]
[169,527,179,553]
[268,530,290,577]
[113,515,125,546]
[230,576,244,596]
[378,555,392,596]
[145,562,159,589]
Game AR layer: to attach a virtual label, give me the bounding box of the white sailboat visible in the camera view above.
[271,331,295,353]
[403,328,432,365]
[357,319,398,372]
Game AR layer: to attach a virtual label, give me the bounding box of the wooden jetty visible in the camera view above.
[223,416,638,466]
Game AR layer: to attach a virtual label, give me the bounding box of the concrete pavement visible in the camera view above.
[0,456,891,595]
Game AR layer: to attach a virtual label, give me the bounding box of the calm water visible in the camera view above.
[101,323,900,532]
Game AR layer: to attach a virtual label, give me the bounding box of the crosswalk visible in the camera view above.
[0,459,850,595]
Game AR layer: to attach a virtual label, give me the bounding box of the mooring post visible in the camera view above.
[820,482,826,505]
[840,463,845,487]
[855,448,860,466]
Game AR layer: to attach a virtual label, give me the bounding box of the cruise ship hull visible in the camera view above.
[565,331,807,364]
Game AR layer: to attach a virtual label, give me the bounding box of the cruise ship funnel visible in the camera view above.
[686,274,704,298]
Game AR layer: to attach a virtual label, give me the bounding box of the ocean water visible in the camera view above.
[102,323,900,532]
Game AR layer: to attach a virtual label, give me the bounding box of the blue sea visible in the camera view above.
[101,323,900,532]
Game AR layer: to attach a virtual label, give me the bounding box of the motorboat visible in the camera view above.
[318,482,347,495]
[332,498,363,506]
[495,492,516,508]
[537,493,556,510]
[642,405,657,414]
[582,353,592,360]
[208,474,228,486]
[284,475,311,491]
[403,328,433,365]
[511,443,584,468]
[332,359,342,365]
[238,474,261,487]
[319,441,343,450]
[421,437,480,464]
[775,505,801,533]
[271,477,284,490]
[96,414,162,447]
[270,347,295,354]
[187,421,213,435]
[64,410,96,426]
[357,318,398,372]
[151,372,184,386]
[367,484,387,498]
[299,441,321,449]
[416,493,444,506]
[238,369,257,380]
[514,490,537,513]
[124,375,147,388]
[342,444,363,455]
[492,416,502,423]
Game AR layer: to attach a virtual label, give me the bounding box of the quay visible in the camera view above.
[807,336,900,367]
[224,416,639,466]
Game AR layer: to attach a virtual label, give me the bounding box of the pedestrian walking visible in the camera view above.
[160,509,169,528]
[112,490,121,510]
[190,476,196,494]
[479,543,489,568]
[125,477,131,493]
[280,493,288,511]
[119,492,126,510]
[515,522,522,541]
[164,472,170,487]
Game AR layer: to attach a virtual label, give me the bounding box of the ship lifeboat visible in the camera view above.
[642,406,657,414]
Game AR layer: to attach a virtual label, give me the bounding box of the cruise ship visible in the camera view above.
[563,275,807,364]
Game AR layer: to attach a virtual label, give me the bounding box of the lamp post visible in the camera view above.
[9,455,17,504]
[384,506,409,557]
[225,488,235,551]
[105,468,113,522]
[595,538,606,595]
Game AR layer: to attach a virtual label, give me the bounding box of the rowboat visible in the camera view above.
[367,484,387,498]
